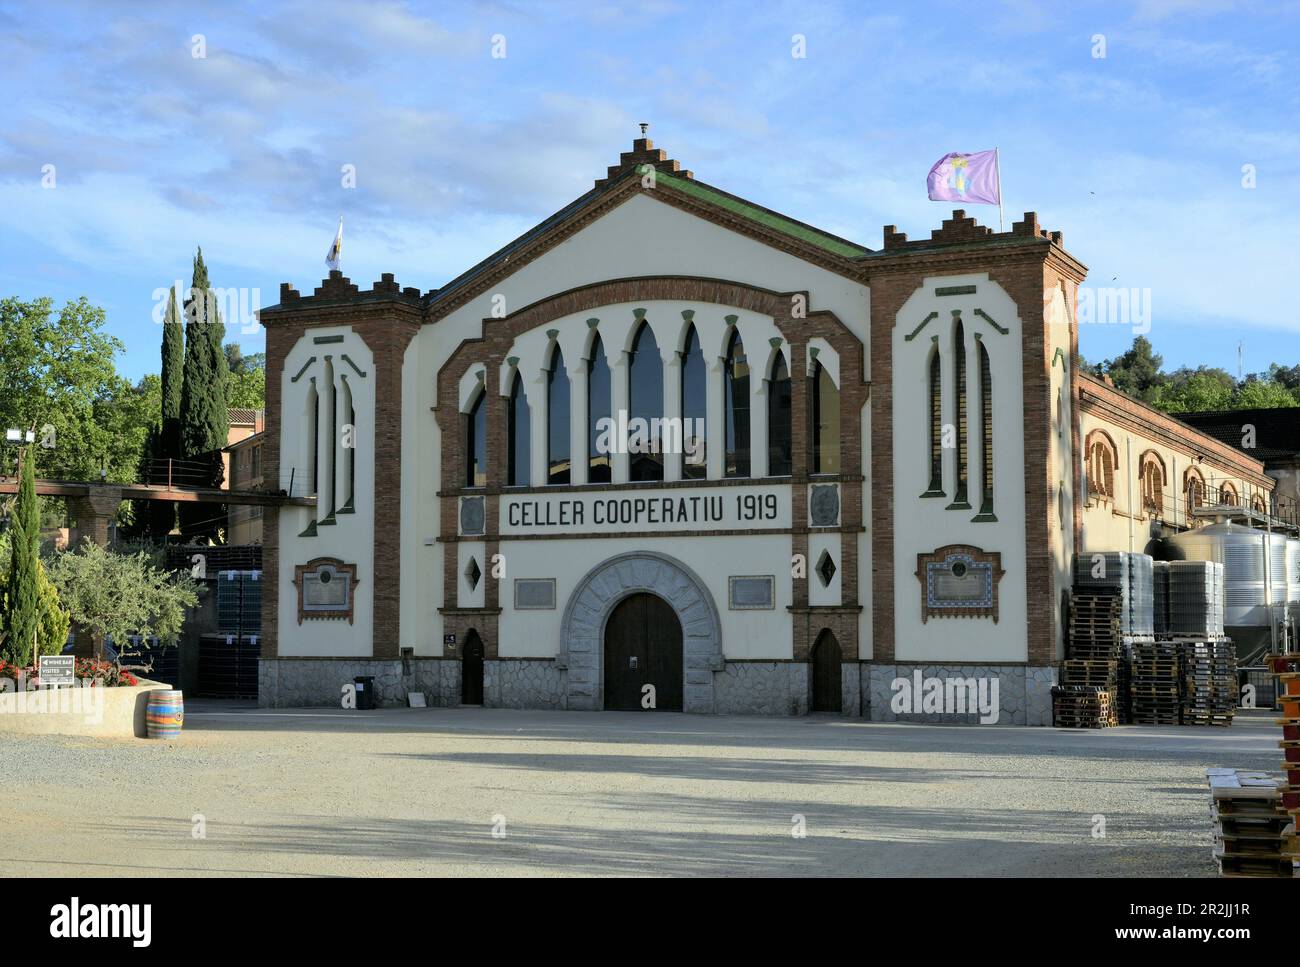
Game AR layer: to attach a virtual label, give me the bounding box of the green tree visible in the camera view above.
[1103,336,1165,401]
[1151,367,1235,413]
[0,449,68,666]
[225,343,266,409]
[49,541,201,657]
[0,297,127,481]
[1236,377,1299,409]
[161,288,185,458]
[178,248,229,540]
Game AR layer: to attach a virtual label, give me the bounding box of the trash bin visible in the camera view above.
[354,676,375,710]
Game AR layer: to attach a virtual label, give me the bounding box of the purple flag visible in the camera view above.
[927,150,1000,205]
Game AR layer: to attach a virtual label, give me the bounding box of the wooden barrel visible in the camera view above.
[146,690,184,740]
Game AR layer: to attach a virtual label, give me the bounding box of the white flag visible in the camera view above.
[325,217,343,271]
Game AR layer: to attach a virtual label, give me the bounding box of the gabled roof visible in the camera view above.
[1177,407,1300,461]
[425,136,872,316]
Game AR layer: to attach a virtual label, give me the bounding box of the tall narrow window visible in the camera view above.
[341,377,356,509]
[812,360,840,475]
[978,343,993,517]
[546,346,570,484]
[724,329,751,478]
[926,348,942,494]
[465,387,486,487]
[307,379,319,496]
[587,335,612,483]
[628,322,663,482]
[952,320,968,506]
[507,370,530,487]
[680,325,706,479]
[767,351,792,476]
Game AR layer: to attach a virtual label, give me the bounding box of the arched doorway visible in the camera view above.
[811,629,842,713]
[461,629,484,706]
[603,593,683,711]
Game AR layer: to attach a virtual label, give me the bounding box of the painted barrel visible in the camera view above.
[146,690,184,740]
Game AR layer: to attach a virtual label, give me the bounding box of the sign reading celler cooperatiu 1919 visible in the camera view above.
[499,484,791,535]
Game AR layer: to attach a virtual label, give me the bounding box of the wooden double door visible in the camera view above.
[603,593,683,711]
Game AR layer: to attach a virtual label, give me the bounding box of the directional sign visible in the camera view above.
[39,655,74,687]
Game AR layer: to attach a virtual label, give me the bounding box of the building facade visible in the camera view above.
[256,138,1272,723]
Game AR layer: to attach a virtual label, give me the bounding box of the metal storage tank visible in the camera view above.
[1287,537,1300,604]
[1165,522,1289,662]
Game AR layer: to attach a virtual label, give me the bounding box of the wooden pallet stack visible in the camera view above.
[1206,769,1296,877]
[1129,639,1181,725]
[1058,590,1125,727]
[1051,685,1116,728]
[1271,653,1300,852]
[1180,638,1237,727]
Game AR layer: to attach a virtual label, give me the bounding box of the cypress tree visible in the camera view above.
[178,247,229,541]
[161,286,184,458]
[1,448,40,665]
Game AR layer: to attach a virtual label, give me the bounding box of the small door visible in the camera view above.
[811,630,842,713]
[461,629,484,706]
[604,593,682,711]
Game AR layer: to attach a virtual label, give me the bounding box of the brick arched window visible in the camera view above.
[1085,429,1117,500]
[1219,482,1238,506]
[1184,467,1205,516]
[1251,493,1267,514]
[1139,450,1165,516]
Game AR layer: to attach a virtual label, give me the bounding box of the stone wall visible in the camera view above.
[713,662,809,716]
[484,660,565,709]
[259,658,460,708]
[864,663,1056,726]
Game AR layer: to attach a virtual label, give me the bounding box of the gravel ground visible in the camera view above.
[0,704,1282,877]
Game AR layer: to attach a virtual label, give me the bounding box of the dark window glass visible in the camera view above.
[628,322,663,481]
[767,351,792,476]
[587,335,612,482]
[953,320,967,504]
[465,388,485,488]
[724,329,750,478]
[928,350,942,493]
[812,360,840,475]
[507,370,530,487]
[680,325,706,479]
[547,347,570,484]
[979,344,992,515]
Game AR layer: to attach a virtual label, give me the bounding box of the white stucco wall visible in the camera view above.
[890,273,1028,663]
[276,328,377,657]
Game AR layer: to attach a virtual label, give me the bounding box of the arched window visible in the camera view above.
[628,322,663,482]
[1252,493,1267,514]
[1086,430,1117,500]
[1220,482,1238,506]
[978,343,993,516]
[724,328,751,478]
[952,319,968,505]
[1139,451,1164,516]
[306,379,319,496]
[1185,468,1205,515]
[465,386,486,487]
[587,335,611,483]
[507,370,530,487]
[767,351,792,477]
[341,377,356,508]
[680,325,706,479]
[546,346,570,484]
[812,359,840,475]
[926,347,942,494]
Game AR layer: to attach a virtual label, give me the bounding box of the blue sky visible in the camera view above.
[1,0,1297,382]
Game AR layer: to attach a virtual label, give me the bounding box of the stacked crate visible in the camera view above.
[1180,638,1237,726]
[1129,639,1182,725]
[1167,561,1224,637]
[1206,769,1296,877]
[1273,652,1300,856]
[201,570,263,699]
[1058,589,1124,727]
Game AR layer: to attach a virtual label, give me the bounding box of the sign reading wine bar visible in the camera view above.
[499,484,792,536]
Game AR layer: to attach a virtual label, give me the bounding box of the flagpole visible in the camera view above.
[995,147,1004,232]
